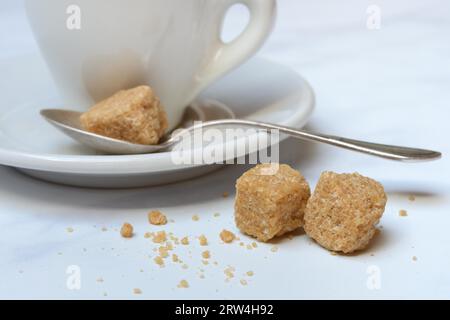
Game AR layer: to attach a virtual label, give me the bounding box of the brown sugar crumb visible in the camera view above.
[412,256,418,261]
[240,279,248,286]
[144,232,153,239]
[152,231,167,243]
[172,254,179,263]
[144,232,154,239]
[158,246,169,258]
[178,280,189,288]
[120,223,134,238]
[133,288,142,295]
[181,237,189,245]
[222,192,230,198]
[399,210,408,217]
[80,85,168,145]
[304,172,387,254]
[220,230,236,243]
[408,195,416,202]
[154,256,165,267]
[199,235,208,246]
[239,242,244,247]
[202,260,209,266]
[192,215,200,222]
[148,210,167,225]
[246,271,254,277]
[66,227,74,233]
[251,242,258,248]
[270,246,279,253]
[202,251,211,259]
[246,244,253,250]
[224,266,235,279]
[235,164,311,242]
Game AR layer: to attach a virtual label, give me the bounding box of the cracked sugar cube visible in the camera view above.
[80,85,168,145]
[235,164,311,242]
[304,172,387,254]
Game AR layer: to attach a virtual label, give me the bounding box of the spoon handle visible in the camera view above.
[197,119,441,162]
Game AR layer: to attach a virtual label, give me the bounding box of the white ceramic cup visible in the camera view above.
[25,0,277,130]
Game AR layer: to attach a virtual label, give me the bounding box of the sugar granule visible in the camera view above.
[120,223,133,238]
[199,235,208,246]
[133,288,142,295]
[152,231,167,243]
[202,251,211,259]
[154,256,165,267]
[148,210,167,225]
[220,230,236,243]
[181,237,189,245]
[178,280,189,288]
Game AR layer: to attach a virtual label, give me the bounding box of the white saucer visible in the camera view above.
[0,54,314,188]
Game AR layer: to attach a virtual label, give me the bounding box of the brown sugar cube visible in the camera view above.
[148,210,167,225]
[304,172,387,254]
[80,85,168,145]
[120,223,133,238]
[235,163,311,242]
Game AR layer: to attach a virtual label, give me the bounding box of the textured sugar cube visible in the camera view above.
[80,85,168,145]
[235,164,311,242]
[304,172,387,254]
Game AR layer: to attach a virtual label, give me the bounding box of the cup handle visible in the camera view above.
[194,0,277,95]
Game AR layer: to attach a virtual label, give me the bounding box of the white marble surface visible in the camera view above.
[0,0,450,299]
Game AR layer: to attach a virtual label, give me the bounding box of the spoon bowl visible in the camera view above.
[41,101,236,154]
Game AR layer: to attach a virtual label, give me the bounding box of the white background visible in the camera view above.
[0,0,449,299]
